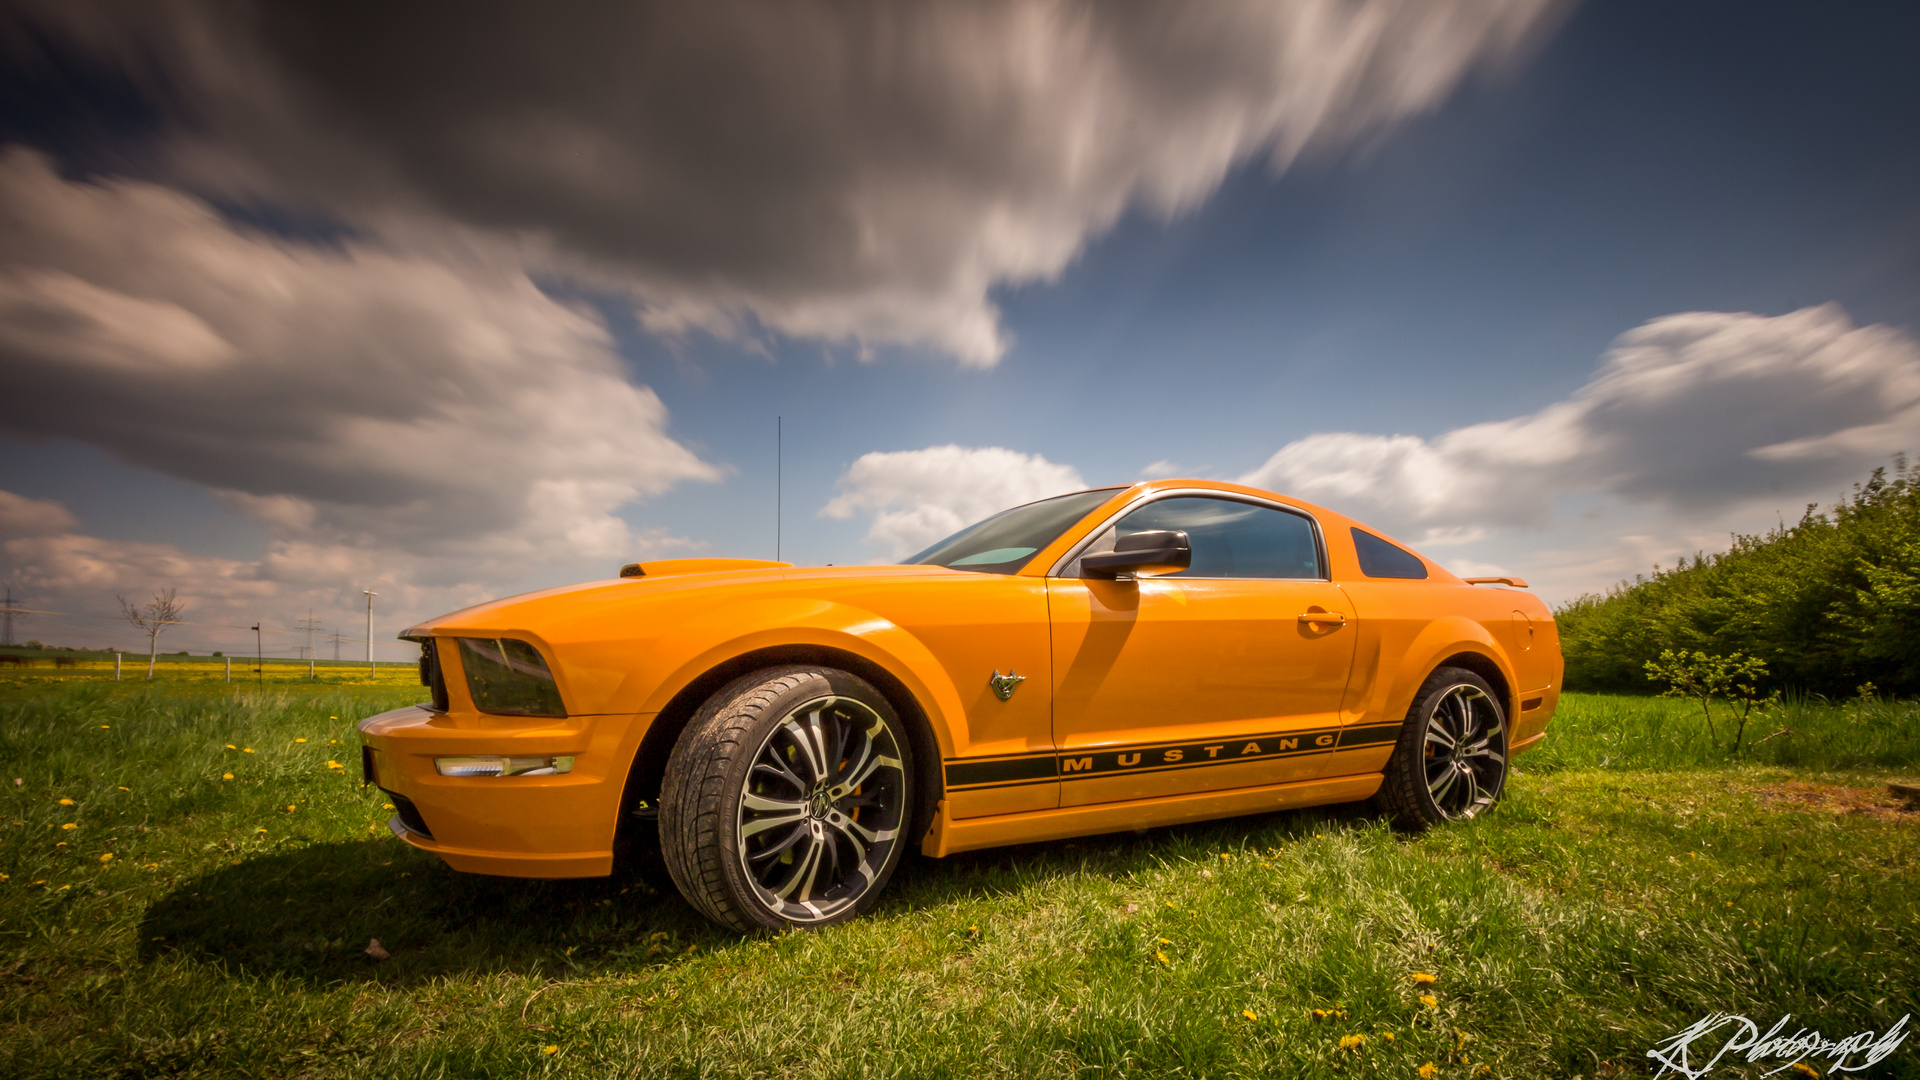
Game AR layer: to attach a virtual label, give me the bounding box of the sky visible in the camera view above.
[1,0,1917,659]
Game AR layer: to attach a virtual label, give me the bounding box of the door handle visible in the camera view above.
[1298,611,1347,626]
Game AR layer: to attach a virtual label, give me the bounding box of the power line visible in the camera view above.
[0,603,414,651]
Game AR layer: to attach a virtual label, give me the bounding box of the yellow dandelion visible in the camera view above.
[1420,995,1438,1009]
[1242,1009,1258,1022]
[1411,972,1437,983]
[285,804,296,812]
[1220,852,1232,859]
[61,822,76,830]
[541,1045,559,1055]
[383,803,395,810]
[226,744,236,750]
[99,724,110,730]
[55,841,66,847]
[31,879,46,886]
[99,853,113,863]
[1384,1032,1396,1042]
[1339,1034,1367,1051]
[58,798,74,806]
[0,872,7,881]
[242,748,254,754]
[142,863,158,870]
[1787,1064,1819,1078]
[295,738,307,744]
[1155,950,1170,964]
[1419,1064,1437,1080]
[1157,936,1172,945]
[117,786,130,791]
[222,772,234,780]
[58,884,70,890]
[329,716,338,720]
[1476,1066,1493,1077]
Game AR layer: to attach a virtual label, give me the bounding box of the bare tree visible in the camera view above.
[119,589,185,680]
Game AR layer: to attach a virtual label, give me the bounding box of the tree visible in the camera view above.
[119,589,185,680]
[1643,649,1775,755]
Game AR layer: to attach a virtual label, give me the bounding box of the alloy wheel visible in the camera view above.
[1421,683,1506,819]
[734,695,906,923]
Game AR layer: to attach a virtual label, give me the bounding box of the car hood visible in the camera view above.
[401,563,964,638]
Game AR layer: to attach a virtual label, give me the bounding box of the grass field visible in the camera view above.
[0,654,422,690]
[2,678,1916,1079]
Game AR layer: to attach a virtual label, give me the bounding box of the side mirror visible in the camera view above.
[1081,529,1192,580]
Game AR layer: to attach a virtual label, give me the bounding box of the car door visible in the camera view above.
[1047,494,1358,807]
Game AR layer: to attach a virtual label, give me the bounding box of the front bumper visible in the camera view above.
[357,704,645,878]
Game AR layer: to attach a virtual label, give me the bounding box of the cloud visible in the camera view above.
[5,0,1568,366]
[1239,305,1920,548]
[0,491,80,538]
[0,489,702,654]
[0,149,718,574]
[822,445,1087,557]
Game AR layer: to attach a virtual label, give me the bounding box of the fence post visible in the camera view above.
[225,656,231,683]
[114,652,121,681]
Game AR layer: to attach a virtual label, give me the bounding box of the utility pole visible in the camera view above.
[364,590,377,678]
[251,624,262,687]
[296,610,322,660]
[297,609,321,680]
[332,632,342,662]
[1,586,15,647]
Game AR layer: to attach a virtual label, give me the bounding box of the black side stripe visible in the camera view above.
[943,722,1402,791]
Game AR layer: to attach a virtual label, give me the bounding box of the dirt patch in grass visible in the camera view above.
[1757,780,1920,822]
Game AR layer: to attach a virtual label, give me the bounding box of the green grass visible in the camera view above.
[2,682,1917,1079]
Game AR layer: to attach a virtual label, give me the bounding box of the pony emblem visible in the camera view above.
[989,669,1027,702]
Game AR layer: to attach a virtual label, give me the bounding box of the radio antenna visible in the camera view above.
[776,415,783,562]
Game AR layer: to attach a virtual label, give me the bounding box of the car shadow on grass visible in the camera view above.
[892,801,1372,901]
[139,803,1371,984]
[137,837,724,985]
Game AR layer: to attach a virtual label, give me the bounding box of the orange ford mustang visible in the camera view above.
[359,479,1561,931]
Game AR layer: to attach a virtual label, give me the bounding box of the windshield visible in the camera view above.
[903,488,1122,574]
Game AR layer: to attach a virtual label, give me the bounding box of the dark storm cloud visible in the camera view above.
[3,0,1568,365]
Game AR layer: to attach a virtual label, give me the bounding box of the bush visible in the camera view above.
[1557,458,1920,696]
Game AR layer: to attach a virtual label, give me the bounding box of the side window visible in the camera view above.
[1350,528,1428,579]
[1076,496,1323,579]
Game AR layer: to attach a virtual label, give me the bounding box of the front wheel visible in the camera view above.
[658,666,913,932]
[1377,666,1509,831]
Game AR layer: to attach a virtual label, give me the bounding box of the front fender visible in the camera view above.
[626,598,968,758]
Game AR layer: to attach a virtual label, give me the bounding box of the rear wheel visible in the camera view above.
[658,666,912,932]
[1377,666,1508,830]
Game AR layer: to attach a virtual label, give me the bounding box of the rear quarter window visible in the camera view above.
[1351,528,1428,579]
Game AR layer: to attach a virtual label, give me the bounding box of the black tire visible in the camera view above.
[658,665,913,932]
[1377,666,1509,831]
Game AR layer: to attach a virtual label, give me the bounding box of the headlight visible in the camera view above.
[434,755,574,777]
[457,637,566,717]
